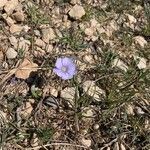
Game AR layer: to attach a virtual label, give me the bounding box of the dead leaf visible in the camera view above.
[15,58,38,79]
[20,102,33,119]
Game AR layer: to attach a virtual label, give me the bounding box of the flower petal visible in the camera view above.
[53,57,76,80]
[61,72,73,80]
[53,68,65,78]
[67,63,76,75]
[55,58,63,68]
[62,57,74,66]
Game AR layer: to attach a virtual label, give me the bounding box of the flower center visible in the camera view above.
[61,66,68,72]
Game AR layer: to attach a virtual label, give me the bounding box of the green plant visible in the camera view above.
[36,127,54,143]
[26,3,49,27]
[59,29,87,51]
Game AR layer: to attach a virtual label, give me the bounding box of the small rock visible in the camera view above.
[135,5,143,12]
[55,29,63,38]
[46,44,53,53]
[4,0,18,14]
[0,0,7,8]
[9,36,18,48]
[136,107,144,114]
[105,20,119,37]
[134,55,147,69]
[83,54,95,64]
[76,60,87,71]
[110,20,119,31]
[50,88,58,97]
[35,38,46,49]
[63,21,71,29]
[2,14,15,26]
[83,80,105,101]
[84,28,94,36]
[124,14,137,29]
[6,48,17,59]
[79,23,85,30]
[126,14,137,24]
[60,87,77,106]
[18,37,30,52]
[23,25,30,32]
[42,27,56,43]
[93,124,99,130]
[20,102,33,119]
[34,30,41,36]
[69,5,85,20]
[15,2,23,12]
[52,7,60,16]
[134,36,147,47]
[126,104,134,115]
[42,0,54,6]
[97,26,106,34]
[97,23,113,37]
[91,35,98,41]
[90,18,99,28]
[13,11,25,22]
[81,138,91,147]
[26,1,33,8]
[10,24,23,34]
[112,58,128,71]
[34,47,46,57]
[137,58,147,69]
[70,0,81,5]
[28,99,35,104]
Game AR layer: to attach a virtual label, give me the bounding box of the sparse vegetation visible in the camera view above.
[0,0,149,150]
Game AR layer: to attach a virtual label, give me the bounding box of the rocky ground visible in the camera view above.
[0,0,150,150]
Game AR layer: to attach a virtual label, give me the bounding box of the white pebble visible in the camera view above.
[6,48,18,59]
[69,5,85,20]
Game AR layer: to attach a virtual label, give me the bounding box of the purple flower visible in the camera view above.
[53,57,76,80]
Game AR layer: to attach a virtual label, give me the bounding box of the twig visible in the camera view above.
[0,68,17,87]
[73,78,80,133]
[0,60,21,87]
[26,142,89,150]
[94,73,122,83]
[100,138,118,150]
